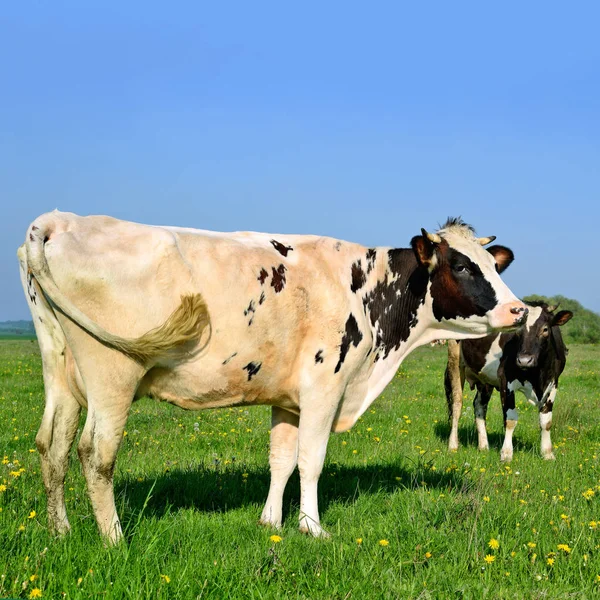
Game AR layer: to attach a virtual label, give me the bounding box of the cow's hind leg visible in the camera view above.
[76,359,139,544]
[259,407,299,529]
[474,384,493,451]
[19,252,82,535]
[446,340,464,452]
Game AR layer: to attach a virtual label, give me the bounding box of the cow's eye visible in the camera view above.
[454,264,470,274]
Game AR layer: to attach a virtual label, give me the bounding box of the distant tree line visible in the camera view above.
[523,294,600,345]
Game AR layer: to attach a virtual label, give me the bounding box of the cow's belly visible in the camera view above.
[137,360,299,412]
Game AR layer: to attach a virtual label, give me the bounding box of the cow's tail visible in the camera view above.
[25,216,210,366]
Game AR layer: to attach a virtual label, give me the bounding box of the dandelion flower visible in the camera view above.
[488,538,500,550]
[160,574,171,584]
[29,589,42,599]
[425,552,432,559]
[483,496,490,502]
[527,542,536,549]
[28,511,36,519]
[269,535,282,543]
[356,538,363,545]
[484,554,495,564]
[547,557,555,566]
[378,539,389,547]
[557,544,571,554]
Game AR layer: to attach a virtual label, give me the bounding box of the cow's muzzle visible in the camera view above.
[489,302,529,331]
[516,353,537,369]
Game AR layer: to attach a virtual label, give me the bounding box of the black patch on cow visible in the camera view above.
[334,314,363,373]
[29,233,34,242]
[351,259,366,293]
[244,300,256,325]
[461,335,497,375]
[366,248,377,274]
[222,352,238,365]
[243,361,262,381]
[430,244,497,322]
[361,249,428,360]
[270,239,293,256]
[31,225,38,231]
[258,268,269,285]
[271,264,287,293]
[315,350,324,364]
[334,241,342,251]
[259,291,266,305]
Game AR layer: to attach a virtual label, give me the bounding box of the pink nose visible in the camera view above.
[489,301,529,330]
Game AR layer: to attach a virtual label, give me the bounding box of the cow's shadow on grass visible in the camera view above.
[116,459,473,529]
[433,421,537,453]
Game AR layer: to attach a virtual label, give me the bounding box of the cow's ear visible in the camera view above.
[411,228,439,267]
[487,245,514,273]
[551,310,573,327]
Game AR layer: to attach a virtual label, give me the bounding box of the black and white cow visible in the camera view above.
[445,302,573,461]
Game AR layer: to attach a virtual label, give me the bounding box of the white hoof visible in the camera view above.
[299,517,331,539]
[500,449,513,463]
[542,452,556,461]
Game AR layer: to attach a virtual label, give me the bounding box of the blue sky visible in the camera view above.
[2,1,599,320]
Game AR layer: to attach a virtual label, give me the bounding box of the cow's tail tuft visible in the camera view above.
[24,214,210,366]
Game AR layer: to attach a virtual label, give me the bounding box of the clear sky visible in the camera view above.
[2,1,599,320]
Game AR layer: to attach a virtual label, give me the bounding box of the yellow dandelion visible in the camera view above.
[483,496,490,502]
[356,538,363,545]
[488,538,500,550]
[18,524,25,531]
[0,484,6,492]
[527,542,536,549]
[484,554,495,564]
[557,544,571,554]
[425,552,432,559]
[269,535,282,543]
[547,557,555,566]
[29,589,42,599]
[28,510,36,519]
[160,574,171,584]
[378,539,389,547]
[583,489,595,500]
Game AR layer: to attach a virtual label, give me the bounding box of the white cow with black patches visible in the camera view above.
[20,212,527,542]
[445,302,573,462]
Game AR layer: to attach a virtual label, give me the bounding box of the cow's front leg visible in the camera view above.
[259,407,299,529]
[474,384,493,451]
[539,386,557,460]
[78,389,133,544]
[445,340,464,452]
[500,387,517,463]
[296,400,336,538]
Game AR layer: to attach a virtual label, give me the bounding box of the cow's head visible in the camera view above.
[515,303,573,368]
[411,217,528,337]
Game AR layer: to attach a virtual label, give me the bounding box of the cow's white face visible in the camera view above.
[412,225,528,337]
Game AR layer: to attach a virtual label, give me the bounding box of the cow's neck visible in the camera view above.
[361,248,431,363]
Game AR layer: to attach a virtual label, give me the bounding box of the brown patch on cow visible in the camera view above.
[271,264,287,293]
[31,225,38,231]
[335,241,342,251]
[258,268,269,284]
[270,239,293,256]
[29,233,35,242]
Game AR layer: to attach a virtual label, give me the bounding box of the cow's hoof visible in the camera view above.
[478,445,489,452]
[448,443,459,453]
[258,518,282,530]
[299,520,331,539]
[542,452,556,461]
[500,450,513,463]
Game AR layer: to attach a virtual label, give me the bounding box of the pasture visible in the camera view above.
[1,339,599,599]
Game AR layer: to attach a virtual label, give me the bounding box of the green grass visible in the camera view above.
[1,340,600,599]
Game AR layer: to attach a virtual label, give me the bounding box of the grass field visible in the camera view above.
[1,339,599,599]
